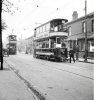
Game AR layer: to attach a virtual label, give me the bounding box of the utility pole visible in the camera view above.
[21,34,22,52]
[0,0,3,70]
[84,0,88,62]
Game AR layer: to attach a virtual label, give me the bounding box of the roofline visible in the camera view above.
[65,12,94,25]
[34,18,68,29]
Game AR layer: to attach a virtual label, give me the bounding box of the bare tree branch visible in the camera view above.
[2,0,15,14]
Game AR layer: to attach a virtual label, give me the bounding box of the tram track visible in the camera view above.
[5,56,94,80]
[33,59,94,80]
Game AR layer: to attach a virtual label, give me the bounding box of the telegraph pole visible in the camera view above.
[84,0,88,62]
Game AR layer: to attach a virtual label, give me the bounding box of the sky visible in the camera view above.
[2,0,94,42]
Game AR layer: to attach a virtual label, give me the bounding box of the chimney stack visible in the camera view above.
[72,11,78,20]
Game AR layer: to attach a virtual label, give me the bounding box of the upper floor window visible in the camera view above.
[68,26,71,36]
[82,21,86,33]
[92,20,94,32]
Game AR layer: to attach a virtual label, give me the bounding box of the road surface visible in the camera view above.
[4,53,94,100]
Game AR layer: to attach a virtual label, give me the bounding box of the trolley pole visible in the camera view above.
[84,0,88,62]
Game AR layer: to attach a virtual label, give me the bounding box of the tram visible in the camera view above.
[6,35,17,55]
[33,19,68,61]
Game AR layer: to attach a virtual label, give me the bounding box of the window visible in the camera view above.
[54,26,58,31]
[57,38,61,44]
[46,23,50,31]
[92,20,94,32]
[91,42,94,46]
[82,21,86,33]
[36,28,39,34]
[58,25,62,32]
[68,26,71,36]
[9,35,16,41]
[43,25,46,32]
[40,27,42,33]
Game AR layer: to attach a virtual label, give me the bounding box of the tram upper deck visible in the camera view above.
[34,19,68,41]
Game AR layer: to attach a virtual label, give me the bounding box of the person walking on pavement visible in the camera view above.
[69,48,75,63]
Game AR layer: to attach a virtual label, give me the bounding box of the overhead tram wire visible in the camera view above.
[18,0,75,31]
[11,4,41,33]
[46,0,82,20]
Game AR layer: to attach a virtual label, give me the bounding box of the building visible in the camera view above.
[25,36,34,54]
[65,11,94,58]
[17,38,26,53]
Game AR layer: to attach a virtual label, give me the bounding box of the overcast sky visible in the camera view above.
[2,0,94,41]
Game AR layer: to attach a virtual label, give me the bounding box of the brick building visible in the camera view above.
[65,11,94,58]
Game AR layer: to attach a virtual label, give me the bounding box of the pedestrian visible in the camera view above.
[69,48,75,63]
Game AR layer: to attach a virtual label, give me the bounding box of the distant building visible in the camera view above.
[17,38,26,53]
[25,36,34,54]
[65,11,94,58]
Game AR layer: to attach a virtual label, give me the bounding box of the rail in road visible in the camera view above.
[4,55,94,80]
[19,56,93,80]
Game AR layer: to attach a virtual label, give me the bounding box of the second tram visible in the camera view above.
[33,19,68,61]
[6,35,17,55]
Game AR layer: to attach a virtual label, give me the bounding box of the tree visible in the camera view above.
[0,0,13,70]
[0,0,3,70]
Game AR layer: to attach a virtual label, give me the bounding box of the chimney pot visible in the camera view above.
[72,11,78,20]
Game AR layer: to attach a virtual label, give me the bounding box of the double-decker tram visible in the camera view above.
[6,35,17,55]
[33,19,68,61]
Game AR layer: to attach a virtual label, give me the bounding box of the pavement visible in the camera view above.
[0,62,36,100]
[77,58,94,64]
[67,57,94,64]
